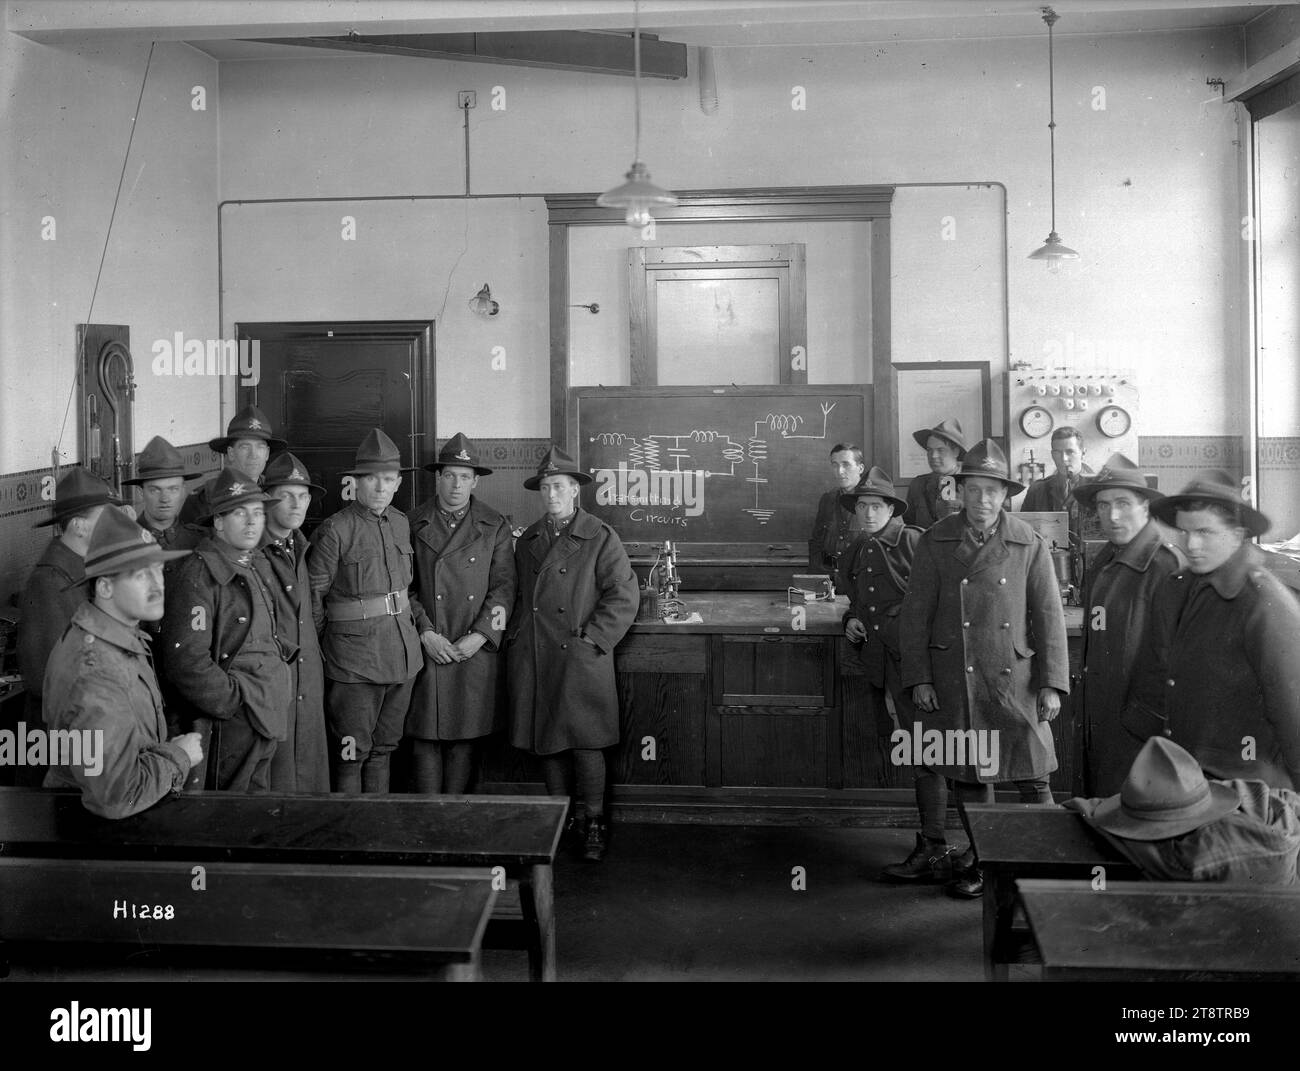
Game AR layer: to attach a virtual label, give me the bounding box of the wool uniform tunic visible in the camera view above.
[407,496,516,741]
[138,514,202,554]
[809,489,861,572]
[159,538,291,791]
[308,501,423,684]
[904,471,963,530]
[900,511,1070,783]
[17,539,87,727]
[1079,519,1185,796]
[840,515,922,691]
[507,508,638,756]
[43,602,192,818]
[259,531,330,793]
[1125,542,1300,789]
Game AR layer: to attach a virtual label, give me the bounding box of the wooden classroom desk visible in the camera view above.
[483,593,1085,808]
[1018,878,1300,981]
[0,788,566,982]
[965,803,1141,982]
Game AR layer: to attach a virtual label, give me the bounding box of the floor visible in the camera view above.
[484,821,988,983]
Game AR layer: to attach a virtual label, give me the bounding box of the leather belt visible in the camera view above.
[326,590,409,621]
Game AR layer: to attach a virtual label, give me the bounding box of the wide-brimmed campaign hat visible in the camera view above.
[911,417,968,456]
[954,439,1025,497]
[261,452,325,494]
[201,467,277,520]
[840,467,907,515]
[425,432,493,476]
[1070,452,1162,508]
[34,467,123,528]
[524,445,591,490]
[342,428,416,476]
[81,506,191,580]
[122,436,203,486]
[208,405,288,454]
[1090,737,1240,842]
[1150,469,1270,537]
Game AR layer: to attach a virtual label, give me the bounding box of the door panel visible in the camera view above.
[238,322,434,528]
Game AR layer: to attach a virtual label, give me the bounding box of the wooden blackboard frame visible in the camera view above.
[568,384,871,583]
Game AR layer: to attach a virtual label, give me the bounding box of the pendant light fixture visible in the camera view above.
[1028,7,1079,271]
[598,0,678,228]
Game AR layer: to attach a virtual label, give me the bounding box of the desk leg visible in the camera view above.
[519,864,556,983]
[982,868,1009,983]
[446,957,482,983]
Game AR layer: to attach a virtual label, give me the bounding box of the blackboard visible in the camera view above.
[569,385,871,547]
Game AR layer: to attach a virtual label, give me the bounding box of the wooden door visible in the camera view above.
[237,321,434,528]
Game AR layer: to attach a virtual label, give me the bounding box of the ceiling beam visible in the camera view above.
[248,31,688,78]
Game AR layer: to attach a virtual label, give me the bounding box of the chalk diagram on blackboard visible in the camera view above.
[589,402,836,526]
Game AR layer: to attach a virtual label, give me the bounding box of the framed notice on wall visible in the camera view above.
[892,361,992,481]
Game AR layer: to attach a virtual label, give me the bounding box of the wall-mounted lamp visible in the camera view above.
[469,284,500,317]
[569,302,600,314]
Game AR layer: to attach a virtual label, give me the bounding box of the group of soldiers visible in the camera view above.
[18,408,638,862]
[818,417,1300,897]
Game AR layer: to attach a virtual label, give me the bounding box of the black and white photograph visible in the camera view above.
[0,0,1297,1042]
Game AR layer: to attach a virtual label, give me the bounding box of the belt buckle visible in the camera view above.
[384,591,401,616]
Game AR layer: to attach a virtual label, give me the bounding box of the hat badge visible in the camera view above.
[228,482,246,495]
[246,418,264,430]
[289,468,305,481]
[980,456,1000,471]
[544,460,557,472]
[455,449,471,461]
[1098,467,1114,482]
[140,528,156,545]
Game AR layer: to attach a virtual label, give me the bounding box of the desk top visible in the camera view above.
[627,592,1085,637]
[966,804,1132,869]
[0,788,566,867]
[1018,878,1300,975]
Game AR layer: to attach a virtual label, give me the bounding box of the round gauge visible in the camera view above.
[1020,405,1054,439]
[1096,404,1132,438]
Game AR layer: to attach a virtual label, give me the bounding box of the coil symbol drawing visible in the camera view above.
[690,429,720,443]
[627,441,647,467]
[721,445,744,463]
[594,432,626,446]
[640,439,662,468]
[761,413,804,434]
[748,438,768,463]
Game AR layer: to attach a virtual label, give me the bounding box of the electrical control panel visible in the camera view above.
[1006,365,1139,491]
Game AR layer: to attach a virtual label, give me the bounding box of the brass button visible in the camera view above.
[237,616,247,623]
[966,666,974,673]
[1001,668,1012,675]
[1001,622,1010,629]
[1167,678,1175,687]
[963,622,970,628]
[961,578,969,586]
[998,578,1007,585]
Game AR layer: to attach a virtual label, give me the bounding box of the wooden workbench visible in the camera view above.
[482,592,1086,816]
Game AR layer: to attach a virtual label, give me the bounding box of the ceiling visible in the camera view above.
[9,1,1280,61]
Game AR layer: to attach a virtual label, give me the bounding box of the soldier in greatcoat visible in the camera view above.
[406,433,516,794]
[1071,453,1185,796]
[1126,470,1300,789]
[837,468,951,882]
[258,451,330,793]
[308,429,424,794]
[43,508,202,818]
[507,446,639,861]
[159,467,291,792]
[17,468,122,781]
[900,439,1070,898]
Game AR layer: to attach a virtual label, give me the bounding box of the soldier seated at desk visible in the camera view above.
[1065,736,1300,885]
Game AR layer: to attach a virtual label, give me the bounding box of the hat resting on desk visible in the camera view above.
[1090,737,1239,841]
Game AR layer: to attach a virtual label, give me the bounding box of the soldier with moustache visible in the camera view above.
[1071,454,1185,796]
[406,433,516,794]
[257,452,331,793]
[43,508,203,818]
[179,405,287,528]
[160,467,291,791]
[122,436,203,553]
[308,429,424,795]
